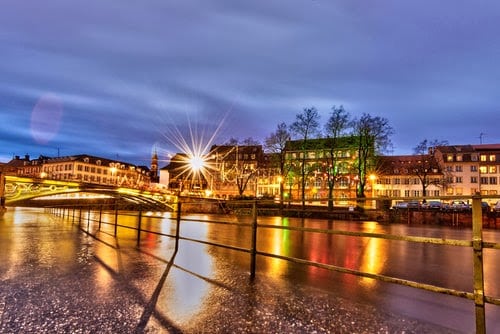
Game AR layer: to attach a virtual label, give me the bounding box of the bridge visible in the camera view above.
[1,175,176,211]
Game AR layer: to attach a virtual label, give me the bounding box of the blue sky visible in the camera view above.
[1,1,500,166]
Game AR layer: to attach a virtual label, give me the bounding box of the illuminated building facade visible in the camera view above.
[8,154,151,190]
[283,137,361,204]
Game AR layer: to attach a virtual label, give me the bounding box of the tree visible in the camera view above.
[290,107,320,208]
[412,139,448,197]
[241,137,260,145]
[265,122,291,209]
[324,105,351,210]
[351,113,393,199]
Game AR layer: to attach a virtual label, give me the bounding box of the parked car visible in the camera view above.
[392,201,409,210]
[407,200,420,209]
[481,202,491,213]
[423,200,443,210]
[449,200,470,211]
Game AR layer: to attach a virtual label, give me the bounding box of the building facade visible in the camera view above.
[6,154,152,190]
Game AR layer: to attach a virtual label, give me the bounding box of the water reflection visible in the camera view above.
[267,217,291,276]
[163,221,212,322]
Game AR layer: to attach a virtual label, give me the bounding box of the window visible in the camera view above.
[490,155,496,162]
[471,176,478,183]
[455,165,463,172]
[480,177,488,184]
[394,178,401,185]
[490,177,497,185]
[446,166,453,172]
[314,178,322,188]
[471,154,478,161]
[489,166,497,173]
[480,155,487,162]
[471,165,478,172]
[455,176,462,183]
[339,177,349,188]
[456,155,462,161]
[447,155,453,162]
[480,166,487,174]
[404,190,410,197]
[455,187,463,195]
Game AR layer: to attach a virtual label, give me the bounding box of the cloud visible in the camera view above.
[1,0,500,165]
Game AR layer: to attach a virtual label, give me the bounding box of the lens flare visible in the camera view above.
[161,116,226,189]
[30,93,63,145]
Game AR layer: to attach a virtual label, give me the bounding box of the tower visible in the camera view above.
[151,148,159,183]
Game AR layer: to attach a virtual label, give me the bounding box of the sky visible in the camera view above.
[1,1,500,167]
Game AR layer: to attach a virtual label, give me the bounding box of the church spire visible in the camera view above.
[151,147,159,183]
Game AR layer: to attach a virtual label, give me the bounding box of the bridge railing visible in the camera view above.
[47,195,500,334]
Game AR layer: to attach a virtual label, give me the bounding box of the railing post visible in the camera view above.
[98,205,102,230]
[472,194,486,334]
[137,209,142,247]
[87,207,91,232]
[79,207,82,227]
[175,201,181,252]
[114,207,119,236]
[250,200,258,279]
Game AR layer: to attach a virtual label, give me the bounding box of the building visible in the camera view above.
[207,145,264,198]
[376,155,444,199]
[434,144,500,199]
[9,154,152,190]
[283,137,360,204]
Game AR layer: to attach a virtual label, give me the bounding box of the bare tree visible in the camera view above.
[265,122,291,208]
[324,105,351,210]
[241,137,260,145]
[290,107,320,208]
[412,139,448,197]
[352,113,393,198]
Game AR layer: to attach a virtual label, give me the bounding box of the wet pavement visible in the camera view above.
[0,207,461,333]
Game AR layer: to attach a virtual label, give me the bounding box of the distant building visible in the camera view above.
[283,137,360,204]
[8,154,152,190]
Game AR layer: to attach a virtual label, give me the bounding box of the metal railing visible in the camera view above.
[47,195,500,334]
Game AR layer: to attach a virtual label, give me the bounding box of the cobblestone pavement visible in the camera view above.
[0,208,460,333]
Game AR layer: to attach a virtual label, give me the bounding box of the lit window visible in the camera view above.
[480,155,487,162]
[489,166,497,173]
[490,155,496,162]
[480,166,487,174]
[456,155,462,161]
[447,155,453,162]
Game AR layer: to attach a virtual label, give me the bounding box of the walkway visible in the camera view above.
[0,207,458,333]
